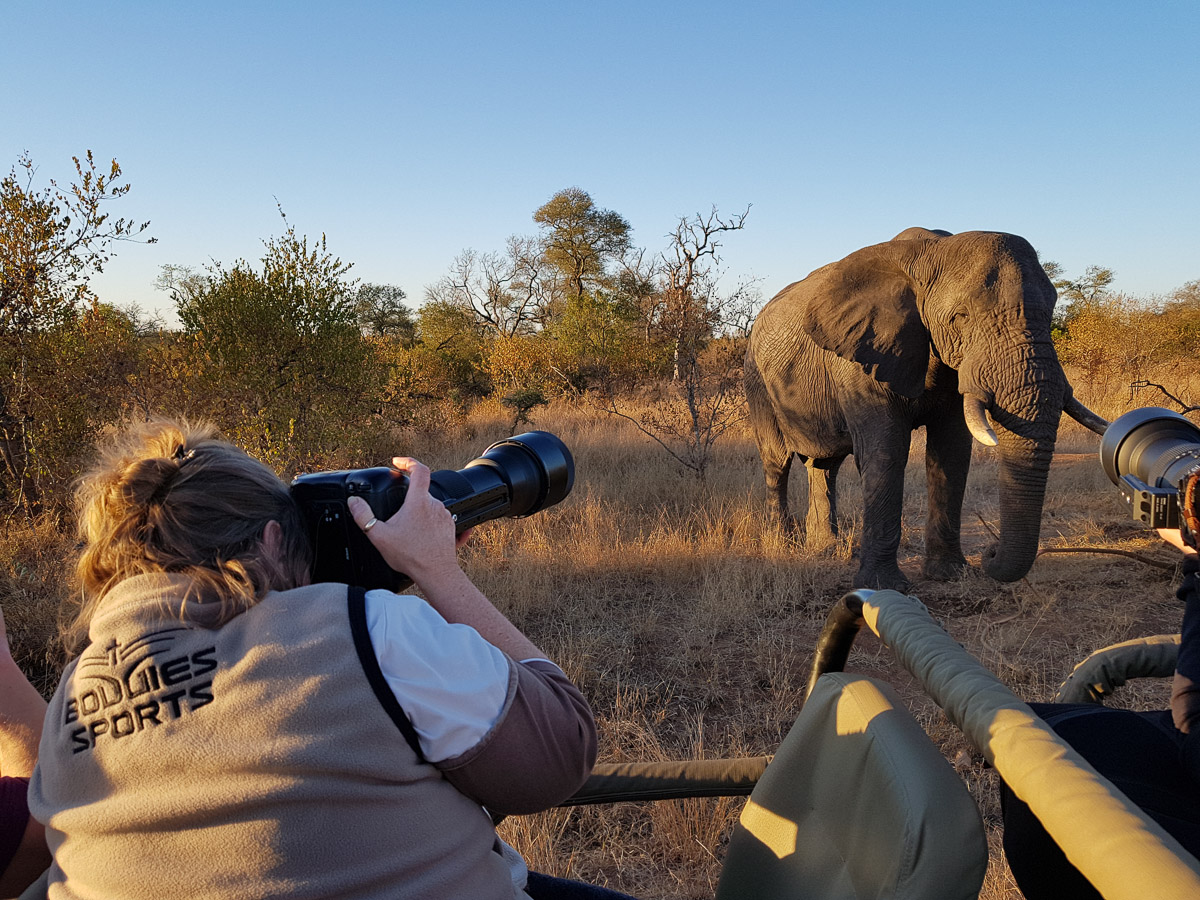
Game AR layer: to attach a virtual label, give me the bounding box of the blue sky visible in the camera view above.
[5,1,1198,323]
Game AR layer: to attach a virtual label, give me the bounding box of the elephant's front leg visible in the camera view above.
[851,422,912,591]
[923,412,972,580]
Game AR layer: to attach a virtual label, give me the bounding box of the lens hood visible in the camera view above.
[1100,406,1200,486]
[470,431,575,516]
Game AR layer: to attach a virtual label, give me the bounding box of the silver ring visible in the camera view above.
[363,517,379,532]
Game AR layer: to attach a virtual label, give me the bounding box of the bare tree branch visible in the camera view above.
[1130,380,1200,413]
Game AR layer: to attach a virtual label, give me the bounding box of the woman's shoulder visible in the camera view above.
[244,582,361,636]
[360,589,495,652]
[361,589,510,685]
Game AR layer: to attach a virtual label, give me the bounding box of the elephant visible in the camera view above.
[744,227,1108,590]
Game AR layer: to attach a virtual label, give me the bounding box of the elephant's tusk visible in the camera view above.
[1063,394,1110,436]
[963,394,998,446]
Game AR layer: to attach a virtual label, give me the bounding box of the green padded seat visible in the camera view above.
[716,672,987,900]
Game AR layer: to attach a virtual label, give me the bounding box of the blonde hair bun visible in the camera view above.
[120,455,185,508]
[65,418,311,656]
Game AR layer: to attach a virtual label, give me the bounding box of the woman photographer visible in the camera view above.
[27,418,634,900]
[1000,473,1200,899]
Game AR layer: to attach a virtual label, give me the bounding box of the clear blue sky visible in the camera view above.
[5,1,1198,323]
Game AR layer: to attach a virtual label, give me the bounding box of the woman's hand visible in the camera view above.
[347,457,466,585]
[1158,528,1199,556]
[1169,472,1200,555]
[346,457,544,660]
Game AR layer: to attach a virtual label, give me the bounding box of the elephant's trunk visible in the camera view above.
[968,347,1067,582]
[982,431,1057,581]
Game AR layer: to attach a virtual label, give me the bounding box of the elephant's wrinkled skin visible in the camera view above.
[745,228,1107,590]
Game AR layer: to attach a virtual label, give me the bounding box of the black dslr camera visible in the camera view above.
[291,431,574,590]
[1100,407,1200,529]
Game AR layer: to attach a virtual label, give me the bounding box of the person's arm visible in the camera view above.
[438,659,596,814]
[0,607,46,779]
[1158,520,1200,734]
[1171,553,1200,734]
[0,607,51,895]
[347,457,544,661]
[351,461,596,809]
[364,593,597,812]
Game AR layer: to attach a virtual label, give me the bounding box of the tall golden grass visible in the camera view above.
[2,365,1197,898]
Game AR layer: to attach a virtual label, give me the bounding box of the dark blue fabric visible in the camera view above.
[1001,703,1200,899]
[1173,556,1200,778]
[525,871,640,899]
[1176,556,1200,692]
[0,776,30,874]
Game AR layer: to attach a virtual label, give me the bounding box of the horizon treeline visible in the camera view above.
[2,152,760,514]
[5,150,1200,518]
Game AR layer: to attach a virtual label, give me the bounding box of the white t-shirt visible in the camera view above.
[363,590,562,762]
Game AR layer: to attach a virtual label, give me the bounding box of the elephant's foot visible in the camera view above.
[852,560,911,592]
[921,553,969,582]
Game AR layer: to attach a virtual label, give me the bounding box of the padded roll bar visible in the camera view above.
[1055,634,1181,704]
[564,757,770,806]
[808,589,1200,900]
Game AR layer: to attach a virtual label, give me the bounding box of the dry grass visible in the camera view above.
[414,384,1188,898]
[0,515,71,697]
[3,368,1196,899]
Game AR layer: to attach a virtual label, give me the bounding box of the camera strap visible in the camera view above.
[347,584,427,763]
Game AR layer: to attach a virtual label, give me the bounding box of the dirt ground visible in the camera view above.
[4,407,1188,899]
[482,413,1191,899]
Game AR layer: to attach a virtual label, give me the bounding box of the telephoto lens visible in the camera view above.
[1100,407,1200,528]
[428,431,575,532]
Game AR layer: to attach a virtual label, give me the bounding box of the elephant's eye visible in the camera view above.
[950,310,969,326]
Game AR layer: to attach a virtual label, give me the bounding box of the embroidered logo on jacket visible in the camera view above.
[64,629,217,753]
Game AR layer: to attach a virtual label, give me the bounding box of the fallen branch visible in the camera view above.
[1034,546,1177,570]
[974,512,1176,570]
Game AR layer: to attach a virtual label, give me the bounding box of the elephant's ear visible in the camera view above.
[801,247,930,398]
